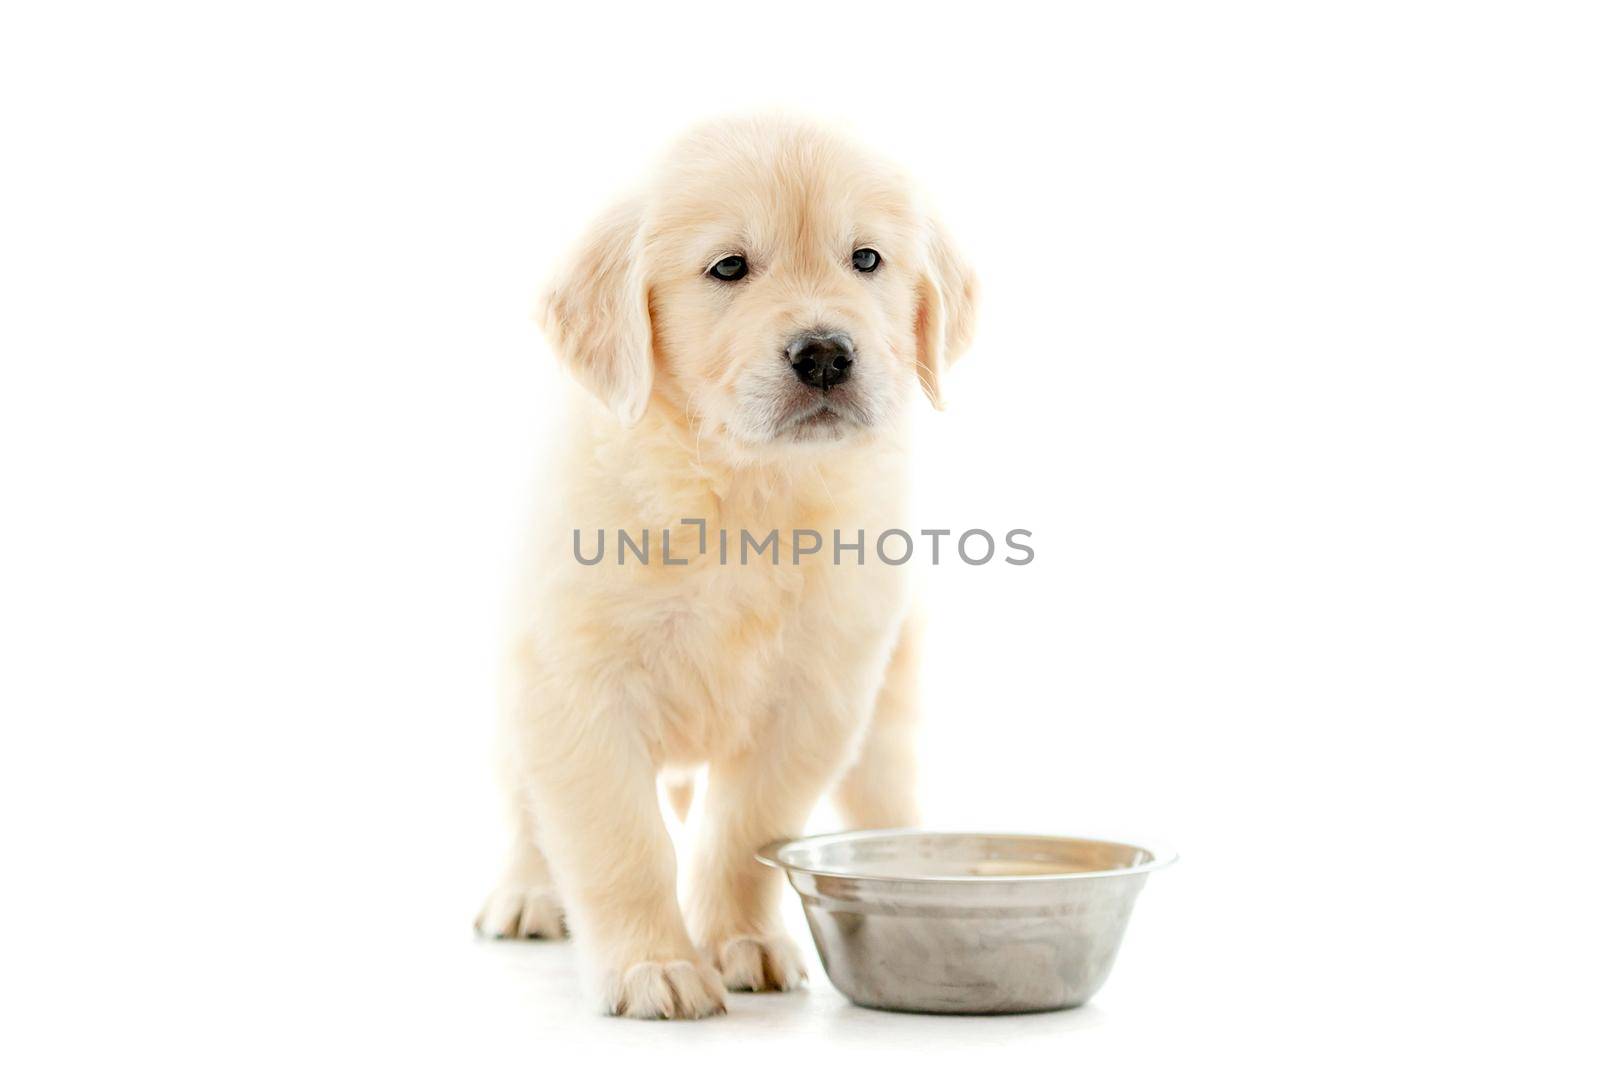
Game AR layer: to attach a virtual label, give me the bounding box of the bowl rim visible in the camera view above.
[756,828,1178,885]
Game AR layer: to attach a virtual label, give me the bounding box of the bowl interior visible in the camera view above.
[770,830,1165,882]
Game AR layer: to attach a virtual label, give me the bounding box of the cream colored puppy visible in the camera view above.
[476,116,977,1019]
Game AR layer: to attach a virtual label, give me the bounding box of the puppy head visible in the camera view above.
[540,117,977,454]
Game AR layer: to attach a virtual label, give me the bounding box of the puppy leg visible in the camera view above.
[833,615,923,829]
[684,744,835,993]
[475,800,566,940]
[527,726,726,1019]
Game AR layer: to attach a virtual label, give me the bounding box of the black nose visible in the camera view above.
[787,332,855,390]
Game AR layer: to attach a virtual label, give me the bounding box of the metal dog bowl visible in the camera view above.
[757,829,1174,1014]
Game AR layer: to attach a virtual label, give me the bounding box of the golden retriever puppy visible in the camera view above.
[476,115,977,1019]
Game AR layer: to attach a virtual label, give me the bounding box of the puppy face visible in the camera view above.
[541,118,977,457]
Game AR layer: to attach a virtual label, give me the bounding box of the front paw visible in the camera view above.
[602,958,728,1020]
[707,932,807,992]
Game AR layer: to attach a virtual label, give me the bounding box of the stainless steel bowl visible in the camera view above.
[758,829,1174,1015]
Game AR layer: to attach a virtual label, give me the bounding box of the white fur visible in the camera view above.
[478,116,977,1019]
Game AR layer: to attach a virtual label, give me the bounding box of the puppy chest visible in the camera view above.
[633,560,904,759]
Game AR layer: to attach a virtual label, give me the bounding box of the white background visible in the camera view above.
[3,1,1597,1080]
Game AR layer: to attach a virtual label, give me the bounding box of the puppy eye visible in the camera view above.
[707,255,749,282]
[851,248,881,273]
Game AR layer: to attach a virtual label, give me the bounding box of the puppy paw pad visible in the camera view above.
[715,934,807,992]
[474,886,567,940]
[609,959,727,1020]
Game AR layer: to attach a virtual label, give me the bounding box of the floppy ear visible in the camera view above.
[537,198,654,425]
[914,219,979,410]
